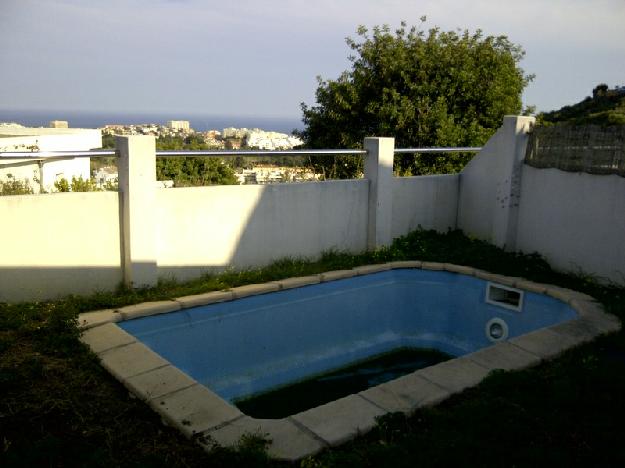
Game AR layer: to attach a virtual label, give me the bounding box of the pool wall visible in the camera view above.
[79,262,620,461]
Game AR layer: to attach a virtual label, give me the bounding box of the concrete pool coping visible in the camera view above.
[79,261,621,461]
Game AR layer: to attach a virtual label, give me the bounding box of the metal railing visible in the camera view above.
[0,150,117,159]
[0,147,481,159]
[155,149,367,157]
[395,147,481,154]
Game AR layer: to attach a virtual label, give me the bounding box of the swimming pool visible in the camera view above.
[79,262,619,461]
[117,268,575,403]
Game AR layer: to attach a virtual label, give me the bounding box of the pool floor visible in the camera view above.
[78,261,620,461]
[235,347,451,418]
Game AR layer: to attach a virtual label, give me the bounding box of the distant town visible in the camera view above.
[0,119,320,192]
[100,119,304,151]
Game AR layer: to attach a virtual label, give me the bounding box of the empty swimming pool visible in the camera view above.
[118,268,576,403]
[80,262,618,461]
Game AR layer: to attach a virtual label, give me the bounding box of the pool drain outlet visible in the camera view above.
[485,317,509,342]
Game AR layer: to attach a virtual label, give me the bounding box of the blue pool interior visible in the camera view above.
[119,270,578,403]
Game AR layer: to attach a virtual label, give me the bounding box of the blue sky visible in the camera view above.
[1,0,624,118]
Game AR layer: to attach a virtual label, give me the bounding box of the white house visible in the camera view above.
[0,125,102,193]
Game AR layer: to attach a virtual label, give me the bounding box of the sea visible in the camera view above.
[0,109,304,134]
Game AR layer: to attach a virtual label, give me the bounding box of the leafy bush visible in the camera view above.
[0,175,34,196]
[54,176,102,193]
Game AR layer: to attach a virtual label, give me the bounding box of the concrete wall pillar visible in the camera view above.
[116,135,158,288]
[457,115,534,250]
[364,137,395,249]
[491,115,535,250]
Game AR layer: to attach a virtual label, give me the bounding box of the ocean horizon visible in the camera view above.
[0,109,304,134]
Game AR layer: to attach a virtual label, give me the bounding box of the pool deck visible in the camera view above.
[79,262,621,461]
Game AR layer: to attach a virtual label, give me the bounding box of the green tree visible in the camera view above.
[300,19,533,177]
[155,135,237,186]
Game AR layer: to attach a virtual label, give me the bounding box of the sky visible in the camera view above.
[1,0,624,119]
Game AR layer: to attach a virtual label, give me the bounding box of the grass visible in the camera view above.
[1,229,624,467]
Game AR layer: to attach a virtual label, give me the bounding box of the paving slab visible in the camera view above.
[473,270,518,287]
[514,279,548,294]
[230,282,280,299]
[117,301,181,320]
[389,260,423,269]
[508,328,580,360]
[80,322,136,354]
[570,298,603,318]
[175,290,234,309]
[359,372,449,414]
[203,416,326,461]
[99,341,169,380]
[544,286,596,305]
[416,356,491,393]
[466,341,540,371]
[569,300,621,334]
[548,319,606,345]
[420,261,444,271]
[151,384,242,437]
[271,275,321,290]
[291,394,386,446]
[125,364,197,401]
[319,269,356,282]
[443,263,475,275]
[352,264,392,275]
[78,309,120,330]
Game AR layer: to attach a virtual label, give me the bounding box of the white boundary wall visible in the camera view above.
[4,117,622,302]
[0,192,122,301]
[156,181,369,280]
[516,167,625,283]
[458,115,625,284]
[1,135,460,301]
[392,174,459,237]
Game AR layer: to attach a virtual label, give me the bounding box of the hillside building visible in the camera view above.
[0,125,101,193]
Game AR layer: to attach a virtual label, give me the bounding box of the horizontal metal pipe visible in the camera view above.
[0,147,481,160]
[0,150,117,159]
[154,149,368,157]
[394,147,482,154]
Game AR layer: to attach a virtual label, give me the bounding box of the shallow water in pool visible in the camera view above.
[235,347,451,418]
